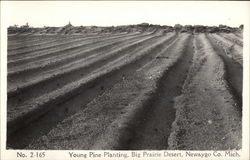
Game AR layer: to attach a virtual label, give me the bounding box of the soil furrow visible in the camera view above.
[7,33,177,149]
[8,33,145,68]
[8,32,139,59]
[234,32,243,39]
[211,33,243,53]
[8,33,147,65]
[229,33,243,42]
[8,33,134,54]
[8,36,101,54]
[8,35,72,45]
[8,32,150,73]
[209,34,243,66]
[7,33,165,100]
[8,33,170,107]
[206,34,242,109]
[73,33,190,150]
[219,33,243,47]
[126,34,194,150]
[8,34,91,50]
[168,34,241,150]
[8,33,129,50]
[6,24,244,152]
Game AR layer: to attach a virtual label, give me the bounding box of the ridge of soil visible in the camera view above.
[126,35,194,150]
[168,34,242,150]
[7,31,243,150]
[7,33,178,149]
[206,34,242,109]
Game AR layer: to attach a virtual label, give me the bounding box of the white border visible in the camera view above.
[1,1,249,160]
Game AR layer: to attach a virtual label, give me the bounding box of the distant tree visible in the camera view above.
[9,24,18,28]
[174,24,183,32]
[174,24,182,28]
[21,22,30,28]
[140,23,149,26]
[65,21,72,27]
[239,24,243,30]
[219,24,227,28]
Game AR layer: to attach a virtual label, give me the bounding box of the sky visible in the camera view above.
[2,1,250,27]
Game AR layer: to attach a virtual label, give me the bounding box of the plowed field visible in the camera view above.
[7,31,242,150]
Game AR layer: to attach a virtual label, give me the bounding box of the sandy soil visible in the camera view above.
[168,34,241,150]
[209,33,243,66]
[7,31,242,150]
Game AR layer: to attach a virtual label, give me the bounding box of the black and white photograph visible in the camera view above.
[0,1,249,159]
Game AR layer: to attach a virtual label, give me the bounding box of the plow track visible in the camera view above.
[206,34,242,108]
[8,33,127,50]
[208,33,243,66]
[7,31,243,150]
[168,34,242,150]
[7,32,167,106]
[8,35,90,51]
[8,32,140,60]
[7,32,153,74]
[218,33,243,47]
[127,34,194,149]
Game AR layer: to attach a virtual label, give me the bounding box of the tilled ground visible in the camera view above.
[7,31,242,150]
[168,34,242,150]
